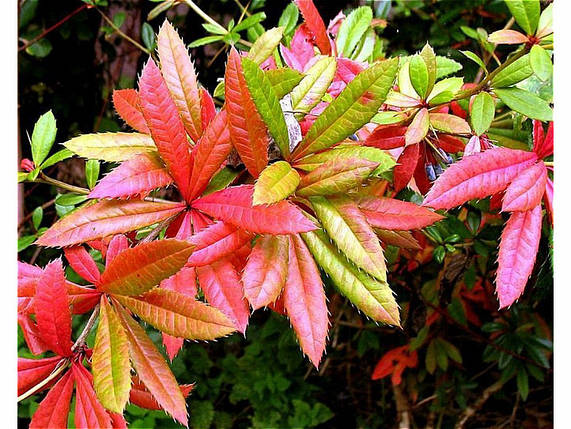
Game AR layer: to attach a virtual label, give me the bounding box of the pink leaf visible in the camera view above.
[29,371,74,429]
[106,234,130,267]
[64,245,101,285]
[18,356,62,396]
[200,87,217,129]
[423,147,538,210]
[196,259,250,334]
[34,260,73,357]
[294,0,332,55]
[89,153,173,199]
[502,162,547,212]
[283,234,328,368]
[533,120,553,159]
[139,59,193,201]
[192,185,317,234]
[358,197,444,230]
[496,204,542,308]
[393,143,419,192]
[243,235,289,310]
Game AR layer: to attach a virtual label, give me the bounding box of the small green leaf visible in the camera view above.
[439,338,462,363]
[113,11,125,28]
[188,35,223,48]
[85,159,100,189]
[18,235,36,252]
[291,57,337,115]
[529,45,552,82]
[435,56,462,79]
[420,43,437,95]
[517,369,529,400]
[470,92,495,136]
[202,23,226,35]
[55,193,88,207]
[426,340,437,374]
[234,12,266,33]
[40,148,73,169]
[336,6,373,58]
[253,161,300,205]
[278,3,299,36]
[409,55,429,99]
[460,50,488,74]
[31,110,57,166]
[537,4,552,37]
[18,172,29,183]
[352,27,375,62]
[505,0,540,35]
[203,167,240,196]
[494,87,552,121]
[32,206,43,230]
[141,23,156,50]
[265,68,304,99]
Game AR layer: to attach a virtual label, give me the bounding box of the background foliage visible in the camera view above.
[18,0,553,427]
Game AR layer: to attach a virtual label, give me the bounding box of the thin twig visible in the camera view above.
[96,7,150,55]
[17,360,70,402]
[19,4,88,52]
[139,214,179,243]
[18,198,56,230]
[72,303,100,352]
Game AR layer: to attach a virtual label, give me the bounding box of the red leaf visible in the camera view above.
[72,362,113,429]
[371,345,418,385]
[294,0,332,55]
[393,144,419,192]
[496,204,542,308]
[192,185,317,234]
[283,234,328,368]
[544,177,553,225]
[89,153,173,199]
[423,147,538,210]
[139,59,193,201]
[243,235,289,310]
[191,209,213,233]
[18,313,49,355]
[197,259,250,334]
[34,260,73,357]
[112,89,150,134]
[106,234,129,267]
[18,356,62,396]
[160,266,198,360]
[129,375,194,411]
[533,120,553,159]
[502,162,547,212]
[437,135,465,153]
[358,197,444,230]
[188,110,232,200]
[364,125,407,150]
[175,210,193,240]
[413,142,432,195]
[64,245,101,285]
[188,221,252,266]
[280,25,315,71]
[29,371,74,429]
[200,87,216,129]
[225,48,269,178]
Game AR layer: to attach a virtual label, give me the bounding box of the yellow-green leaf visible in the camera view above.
[92,298,131,413]
[405,108,429,145]
[494,87,552,121]
[253,161,300,205]
[265,68,304,99]
[409,55,429,99]
[247,27,284,65]
[529,45,552,82]
[429,113,471,135]
[64,132,156,162]
[291,57,337,115]
[491,54,533,88]
[470,92,495,136]
[505,0,540,35]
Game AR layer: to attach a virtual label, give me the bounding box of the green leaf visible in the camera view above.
[516,369,529,400]
[32,206,43,230]
[427,77,463,103]
[435,56,462,79]
[494,87,552,121]
[302,228,400,325]
[439,338,462,363]
[234,12,266,33]
[293,58,399,159]
[352,27,375,62]
[25,37,52,58]
[55,193,88,207]
[40,148,73,169]
[85,159,100,189]
[460,50,488,74]
[247,27,284,65]
[188,35,223,48]
[202,23,226,35]
[470,92,495,136]
[141,23,156,50]
[18,172,29,183]
[113,11,125,28]
[202,167,240,196]
[420,43,437,95]
[505,0,540,35]
[409,55,429,99]
[425,340,437,374]
[253,161,300,205]
[291,57,337,115]
[336,6,373,58]
[529,45,552,82]
[18,235,36,252]
[310,196,387,281]
[242,57,290,157]
[491,54,533,88]
[371,111,407,125]
[278,2,299,36]
[265,68,304,99]
[537,4,552,37]
[31,110,57,166]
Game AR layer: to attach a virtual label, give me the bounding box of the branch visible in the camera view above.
[17,359,70,402]
[95,7,150,55]
[454,379,506,428]
[72,303,100,353]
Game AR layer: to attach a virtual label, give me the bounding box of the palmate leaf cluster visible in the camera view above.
[17,0,553,427]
